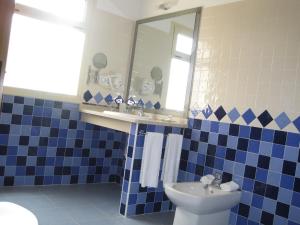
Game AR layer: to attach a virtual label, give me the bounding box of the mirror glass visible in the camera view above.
[128,10,199,115]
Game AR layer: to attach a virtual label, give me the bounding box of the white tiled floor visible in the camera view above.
[0,184,174,225]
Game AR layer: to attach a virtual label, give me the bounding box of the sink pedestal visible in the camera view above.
[173,208,229,225]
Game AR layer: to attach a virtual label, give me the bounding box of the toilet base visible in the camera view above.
[173,207,230,225]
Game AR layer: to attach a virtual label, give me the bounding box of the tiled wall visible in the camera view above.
[120,123,183,216]
[191,0,300,133]
[0,95,127,186]
[179,119,300,225]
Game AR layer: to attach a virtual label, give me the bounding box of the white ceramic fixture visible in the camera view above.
[0,202,38,225]
[165,182,241,225]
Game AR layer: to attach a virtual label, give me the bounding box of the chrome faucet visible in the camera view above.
[211,172,222,188]
[203,173,223,190]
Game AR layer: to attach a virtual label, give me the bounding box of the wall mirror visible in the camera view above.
[126,8,201,117]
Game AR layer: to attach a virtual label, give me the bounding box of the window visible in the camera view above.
[166,26,193,112]
[4,0,86,96]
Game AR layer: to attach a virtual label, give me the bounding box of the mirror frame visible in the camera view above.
[125,7,202,117]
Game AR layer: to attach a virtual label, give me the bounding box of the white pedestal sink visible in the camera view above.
[0,202,38,225]
[165,182,241,225]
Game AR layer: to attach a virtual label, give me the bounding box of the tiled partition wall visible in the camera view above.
[180,119,300,225]
[0,95,127,186]
[120,123,183,216]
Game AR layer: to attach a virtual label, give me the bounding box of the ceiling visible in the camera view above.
[96,0,243,20]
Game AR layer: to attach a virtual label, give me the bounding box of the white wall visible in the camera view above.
[96,0,142,20]
[140,0,243,19]
[191,0,300,132]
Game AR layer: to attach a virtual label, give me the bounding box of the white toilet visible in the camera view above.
[0,202,38,225]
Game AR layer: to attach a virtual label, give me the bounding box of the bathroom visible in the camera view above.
[0,0,299,225]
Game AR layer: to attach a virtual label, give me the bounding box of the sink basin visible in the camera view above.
[103,111,150,120]
[165,182,241,225]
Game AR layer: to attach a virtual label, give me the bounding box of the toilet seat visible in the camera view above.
[0,202,38,225]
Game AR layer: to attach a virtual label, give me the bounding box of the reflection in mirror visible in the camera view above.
[128,9,201,116]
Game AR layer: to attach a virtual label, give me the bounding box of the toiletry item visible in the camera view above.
[220,181,240,192]
[161,134,183,184]
[200,174,215,185]
[139,132,164,188]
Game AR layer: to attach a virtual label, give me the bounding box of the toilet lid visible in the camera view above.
[0,202,38,225]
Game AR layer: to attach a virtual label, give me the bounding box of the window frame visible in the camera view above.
[3,1,87,103]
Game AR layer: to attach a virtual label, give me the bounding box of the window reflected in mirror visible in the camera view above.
[128,10,200,116]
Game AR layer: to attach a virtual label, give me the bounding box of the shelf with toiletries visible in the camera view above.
[80,102,188,133]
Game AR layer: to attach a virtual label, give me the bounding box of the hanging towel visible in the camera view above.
[161,134,183,184]
[139,132,164,188]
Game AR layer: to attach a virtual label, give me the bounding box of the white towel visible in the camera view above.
[220,181,240,192]
[161,134,183,184]
[200,174,215,185]
[139,132,164,188]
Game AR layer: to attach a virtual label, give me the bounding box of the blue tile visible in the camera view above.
[272,144,284,159]
[145,101,153,109]
[262,129,274,142]
[201,120,211,132]
[104,94,114,105]
[289,206,300,223]
[248,140,260,153]
[278,188,293,204]
[214,106,226,121]
[286,133,300,147]
[83,90,93,102]
[239,125,251,138]
[94,92,103,104]
[252,194,264,208]
[255,168,268,183]
[280,175,294,190]
[275,112,291,129]
[228,108,240,123]
[284,146,299,162]
[291,192,300,207]
[262,198,276,213]
[293,116,300,132]
[202,105,213,119]
[242,109,256,125]
[210,121,219,133]
[258,110,273,127]
[219,123,229,134]
[154,102,161,110]
[242,178,254,192]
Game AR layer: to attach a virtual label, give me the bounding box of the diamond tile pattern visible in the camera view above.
[0,95,127,186]
[258,110,273,127]
[202,105,213,119]
[228,108,240,123]
[83,91,161,110]
[275,112,291,129]
[94,92,103,104]
[242,109,256,125]
[214,106,226,121]
[293,117,300,132]
[83,90,93,102]
[105,94,114,105]
[145,101,153,109]
[190,105,300,132]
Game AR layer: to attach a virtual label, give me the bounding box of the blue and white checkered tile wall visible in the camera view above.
[0,95,127,186]
[180,118,300,225]
[191,105,300,133]
[120,123,183,216]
